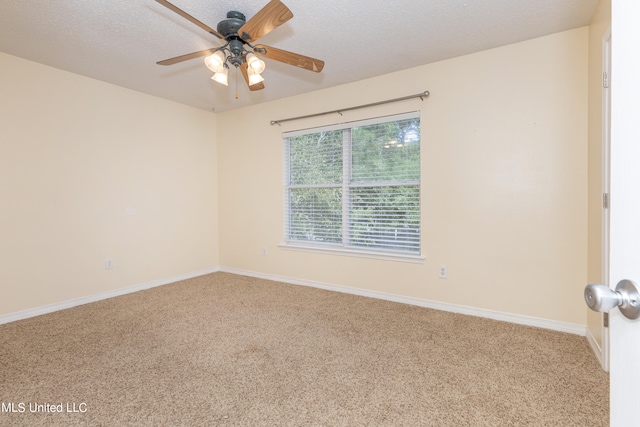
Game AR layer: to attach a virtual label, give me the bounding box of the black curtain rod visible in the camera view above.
[270,90,429,126]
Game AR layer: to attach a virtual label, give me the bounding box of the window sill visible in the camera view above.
[278,243,425,264]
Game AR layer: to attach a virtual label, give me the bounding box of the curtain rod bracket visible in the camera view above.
[270,90,429,126]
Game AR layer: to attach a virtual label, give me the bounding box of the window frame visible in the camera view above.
[281,111,424,263]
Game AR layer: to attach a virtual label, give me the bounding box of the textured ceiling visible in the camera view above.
[0,0,597,113]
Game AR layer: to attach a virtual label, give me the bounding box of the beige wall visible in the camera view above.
[587,0,612,348]
[0,53,219,316]
[218,28,590,325]
[1,26,592,327]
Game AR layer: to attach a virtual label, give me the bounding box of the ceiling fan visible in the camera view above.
[155,0,324,94]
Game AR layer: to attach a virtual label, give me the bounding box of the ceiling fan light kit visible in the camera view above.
[211,67,229,86]
[204,50,226,73]
[245,53,266,74]
[247,70,265,86]
[155,0,324,95]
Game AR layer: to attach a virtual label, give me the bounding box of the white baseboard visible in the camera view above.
[2,266,587,338]
[585,325,608,371]
[0,267,220,325]
[220,267,587,336]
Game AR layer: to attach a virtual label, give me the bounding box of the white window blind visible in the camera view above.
[284,111,420,255]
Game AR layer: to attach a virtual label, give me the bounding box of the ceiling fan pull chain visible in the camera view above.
[235,67,239,99]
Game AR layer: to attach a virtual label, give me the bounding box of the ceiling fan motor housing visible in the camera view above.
[217,11,246,38]
[217,11,249,67]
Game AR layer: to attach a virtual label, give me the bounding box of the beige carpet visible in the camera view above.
[0,272,608,426]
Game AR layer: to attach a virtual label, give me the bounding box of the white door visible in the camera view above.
[609,1,640,425]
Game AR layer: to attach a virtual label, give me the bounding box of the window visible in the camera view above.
[283,112,421,258]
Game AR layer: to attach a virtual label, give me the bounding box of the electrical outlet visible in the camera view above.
[438,264,447,279]
[105,259,113,270]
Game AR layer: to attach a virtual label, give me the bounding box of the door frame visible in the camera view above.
[600,26,611,372]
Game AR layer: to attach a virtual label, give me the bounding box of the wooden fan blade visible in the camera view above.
[157,47,222,66]
[254,44,324,72]
[239,64,265,91]
[237,0,293,43]
[155,0,223,39]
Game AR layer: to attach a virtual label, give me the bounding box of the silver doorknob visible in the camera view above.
[585,279,640,320]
